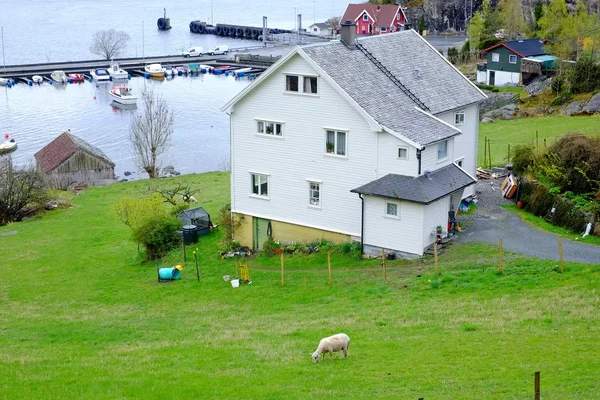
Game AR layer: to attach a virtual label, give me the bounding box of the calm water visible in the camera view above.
[1,74,249,178]
[2,0,349,65]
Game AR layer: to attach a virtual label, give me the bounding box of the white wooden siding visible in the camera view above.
[376,132,418,177]
[363,196,424,255]
[487,70,520,86]
[230,54,380,237]
[422,197,450,249]
[419,137,454,173]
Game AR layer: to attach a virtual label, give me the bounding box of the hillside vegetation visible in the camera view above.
[1,172,599,399]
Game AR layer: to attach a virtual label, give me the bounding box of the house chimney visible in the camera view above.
[340,20,356,48]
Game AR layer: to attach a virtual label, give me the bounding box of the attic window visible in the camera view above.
[363,14,368,21]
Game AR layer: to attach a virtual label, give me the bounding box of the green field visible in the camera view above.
[478,115,600,167]
[1,172,600,399]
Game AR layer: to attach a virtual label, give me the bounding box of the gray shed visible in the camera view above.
[178,207,212,234]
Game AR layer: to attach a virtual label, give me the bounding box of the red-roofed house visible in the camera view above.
[34,131,115,189]
[341,4,408,35]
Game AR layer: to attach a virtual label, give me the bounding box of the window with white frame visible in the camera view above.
[363,14,368,21]
[509,54,517,64]
[437,140,448,161]
[325,130,347,156]
[308,181,320,207]
[492,53,500,62]
[285,75,299,92]
[251,173,269,197]
[303,76,318,94]
[397,146,408,160]
[454,110,465,125]
[257,120,282,136]
[386,202,399,217]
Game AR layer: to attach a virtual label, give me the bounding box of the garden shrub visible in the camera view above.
[547,135,600,194]
[261,237,282,257]
[476,83,499,92]
[511,144,537,176]
[447,47,459,64]
[134,214,182,260]
[334,241,363,261]
[552,199,586,232]
[549,92,572,106]
[524,184,554,217]
[570,56,600,94]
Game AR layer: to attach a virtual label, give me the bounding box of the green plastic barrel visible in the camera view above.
[159,267,181,280]
[182,225,198,245]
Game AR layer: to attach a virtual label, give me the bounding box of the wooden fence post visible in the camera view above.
[434,243,439,278]
[194,249,199,281]
[280,252,285,286]
[488,139,492,169]
[534,371,540,400]
[327,251,332,285]
[155,258,160,283]
[381,248,387,282]
[484,136,487,168]
[498,239,503,274]
[182,237,186,262]
[558,236,564,273]
[235,259,239,279]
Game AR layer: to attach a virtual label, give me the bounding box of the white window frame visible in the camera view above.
[285,74,299,92]
[454,110,465,125]
[303,76,318,94]
[307,180,321,208]
[509,54,517,64]
[256,119,283,137]
[385,201,400,219]
[363,14,369,21]
[397,146,409,160]
[454,157,465,168]
[250,172,269,199]
[437,140,448,162]
[491,53,500,62]
[325,129,347,157]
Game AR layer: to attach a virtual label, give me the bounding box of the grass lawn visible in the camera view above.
[1,172,600,399]
[478,115,600,167]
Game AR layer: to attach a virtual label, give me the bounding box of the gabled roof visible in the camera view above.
[309,22,330,30]
[222,30,486,147]
[483,39,547,58]
[341,4,407,27]
[350,163,476,204]
[34,131,115,174]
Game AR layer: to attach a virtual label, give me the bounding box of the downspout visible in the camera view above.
[359,194,365,255]
[416,147,424,175]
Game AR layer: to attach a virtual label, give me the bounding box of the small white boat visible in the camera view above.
[32,75,43,84]
[163,65,176,77]
[90,68,111,82]
[50,70,67,83]
[231,67,252,76]
[144,63,164,78]
[108,85,137,105]
[0,78,8,86]
[0,139,17,155]
[108,61,129,80]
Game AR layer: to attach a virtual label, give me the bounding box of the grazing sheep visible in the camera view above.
[311,333,350,364]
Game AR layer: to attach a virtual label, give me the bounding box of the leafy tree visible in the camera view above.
[134,214,182,260]
[0,160,47,225]
[482,0,500,37]
[114,194,167,233]
[326,16,341,35]
[90,29,131,60]
[418,14,426,34]
[447,47,459,64]
[468,11,485,55]
[498,0,526,40]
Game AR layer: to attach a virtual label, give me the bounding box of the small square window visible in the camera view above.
[454,111,465,125]
[303,76,317,94]
[438,140,448,161]
[251,173,269,197]
[386,202,398,217]
[363,14,368,21]
[309,182,320,207]
[492,53,500,62]
[509,54,517,64]
[397,147,408,160]
[286,75,298,92]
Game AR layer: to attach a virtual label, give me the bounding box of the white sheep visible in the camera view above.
[311,333,350,364]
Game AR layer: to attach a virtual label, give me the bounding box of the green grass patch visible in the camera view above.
[1,173,600,399]
[479,115,600,167]
[503,204,600,246]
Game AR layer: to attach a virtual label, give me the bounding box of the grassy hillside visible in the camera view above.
[1,173,599,399]
[478,115,600,167]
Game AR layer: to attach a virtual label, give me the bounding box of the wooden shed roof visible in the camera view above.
[34,131,115,174]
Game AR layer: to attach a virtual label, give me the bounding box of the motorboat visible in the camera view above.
[90,68,111,82]
[144,63,164,78]
[0,139,17,155]
[108,61,129,80]
[176,65,190,75]
[32,75,43,84]
[50,70,67,83]
[163,65,176,77]
[111,101,137,111]
[108,85,137,105]
[68,73,85,83]
[0,78,8,86]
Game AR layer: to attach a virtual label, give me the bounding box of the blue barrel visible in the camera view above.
[200,68,207,74]
[225,70,229,76]
[237,72,245,77]
[144,73,151,79]
[159,267,181,280]
[215,70,222,75]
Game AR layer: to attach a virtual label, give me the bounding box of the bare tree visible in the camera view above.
[90,29,131,60]
[326,16,341,36]
[129,87,174,179]
[0,159,47,225]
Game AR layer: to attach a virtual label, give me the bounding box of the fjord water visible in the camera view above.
[0,0,349,177]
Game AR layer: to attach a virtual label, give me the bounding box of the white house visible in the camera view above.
[308,22,332,37]
[222,23,487,258]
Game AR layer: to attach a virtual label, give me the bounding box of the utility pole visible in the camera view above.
[142,20,145,60]
[1,26,5,72]
[313,0,317,24]
[211,0,214,25]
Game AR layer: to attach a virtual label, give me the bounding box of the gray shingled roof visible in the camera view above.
[301,42,458,146]
[350,163,476,204]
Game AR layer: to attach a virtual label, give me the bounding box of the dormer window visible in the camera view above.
[363,13,368,21]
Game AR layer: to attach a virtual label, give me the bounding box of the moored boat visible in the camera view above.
[90,68,111,82]
[108,85,137,105]
[50,70,67,83]
[68,73,85,83]
[32,75,43,84]
[108,61,129,80]
[0,139,17,155]
[163,65,176,77]
[144,63,164,78]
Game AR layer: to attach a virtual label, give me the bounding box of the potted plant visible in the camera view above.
[266,125,274,134]
[326,141,335,153]
[436,225,443,234]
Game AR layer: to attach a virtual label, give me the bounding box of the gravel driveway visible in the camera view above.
[458,179,600,265]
